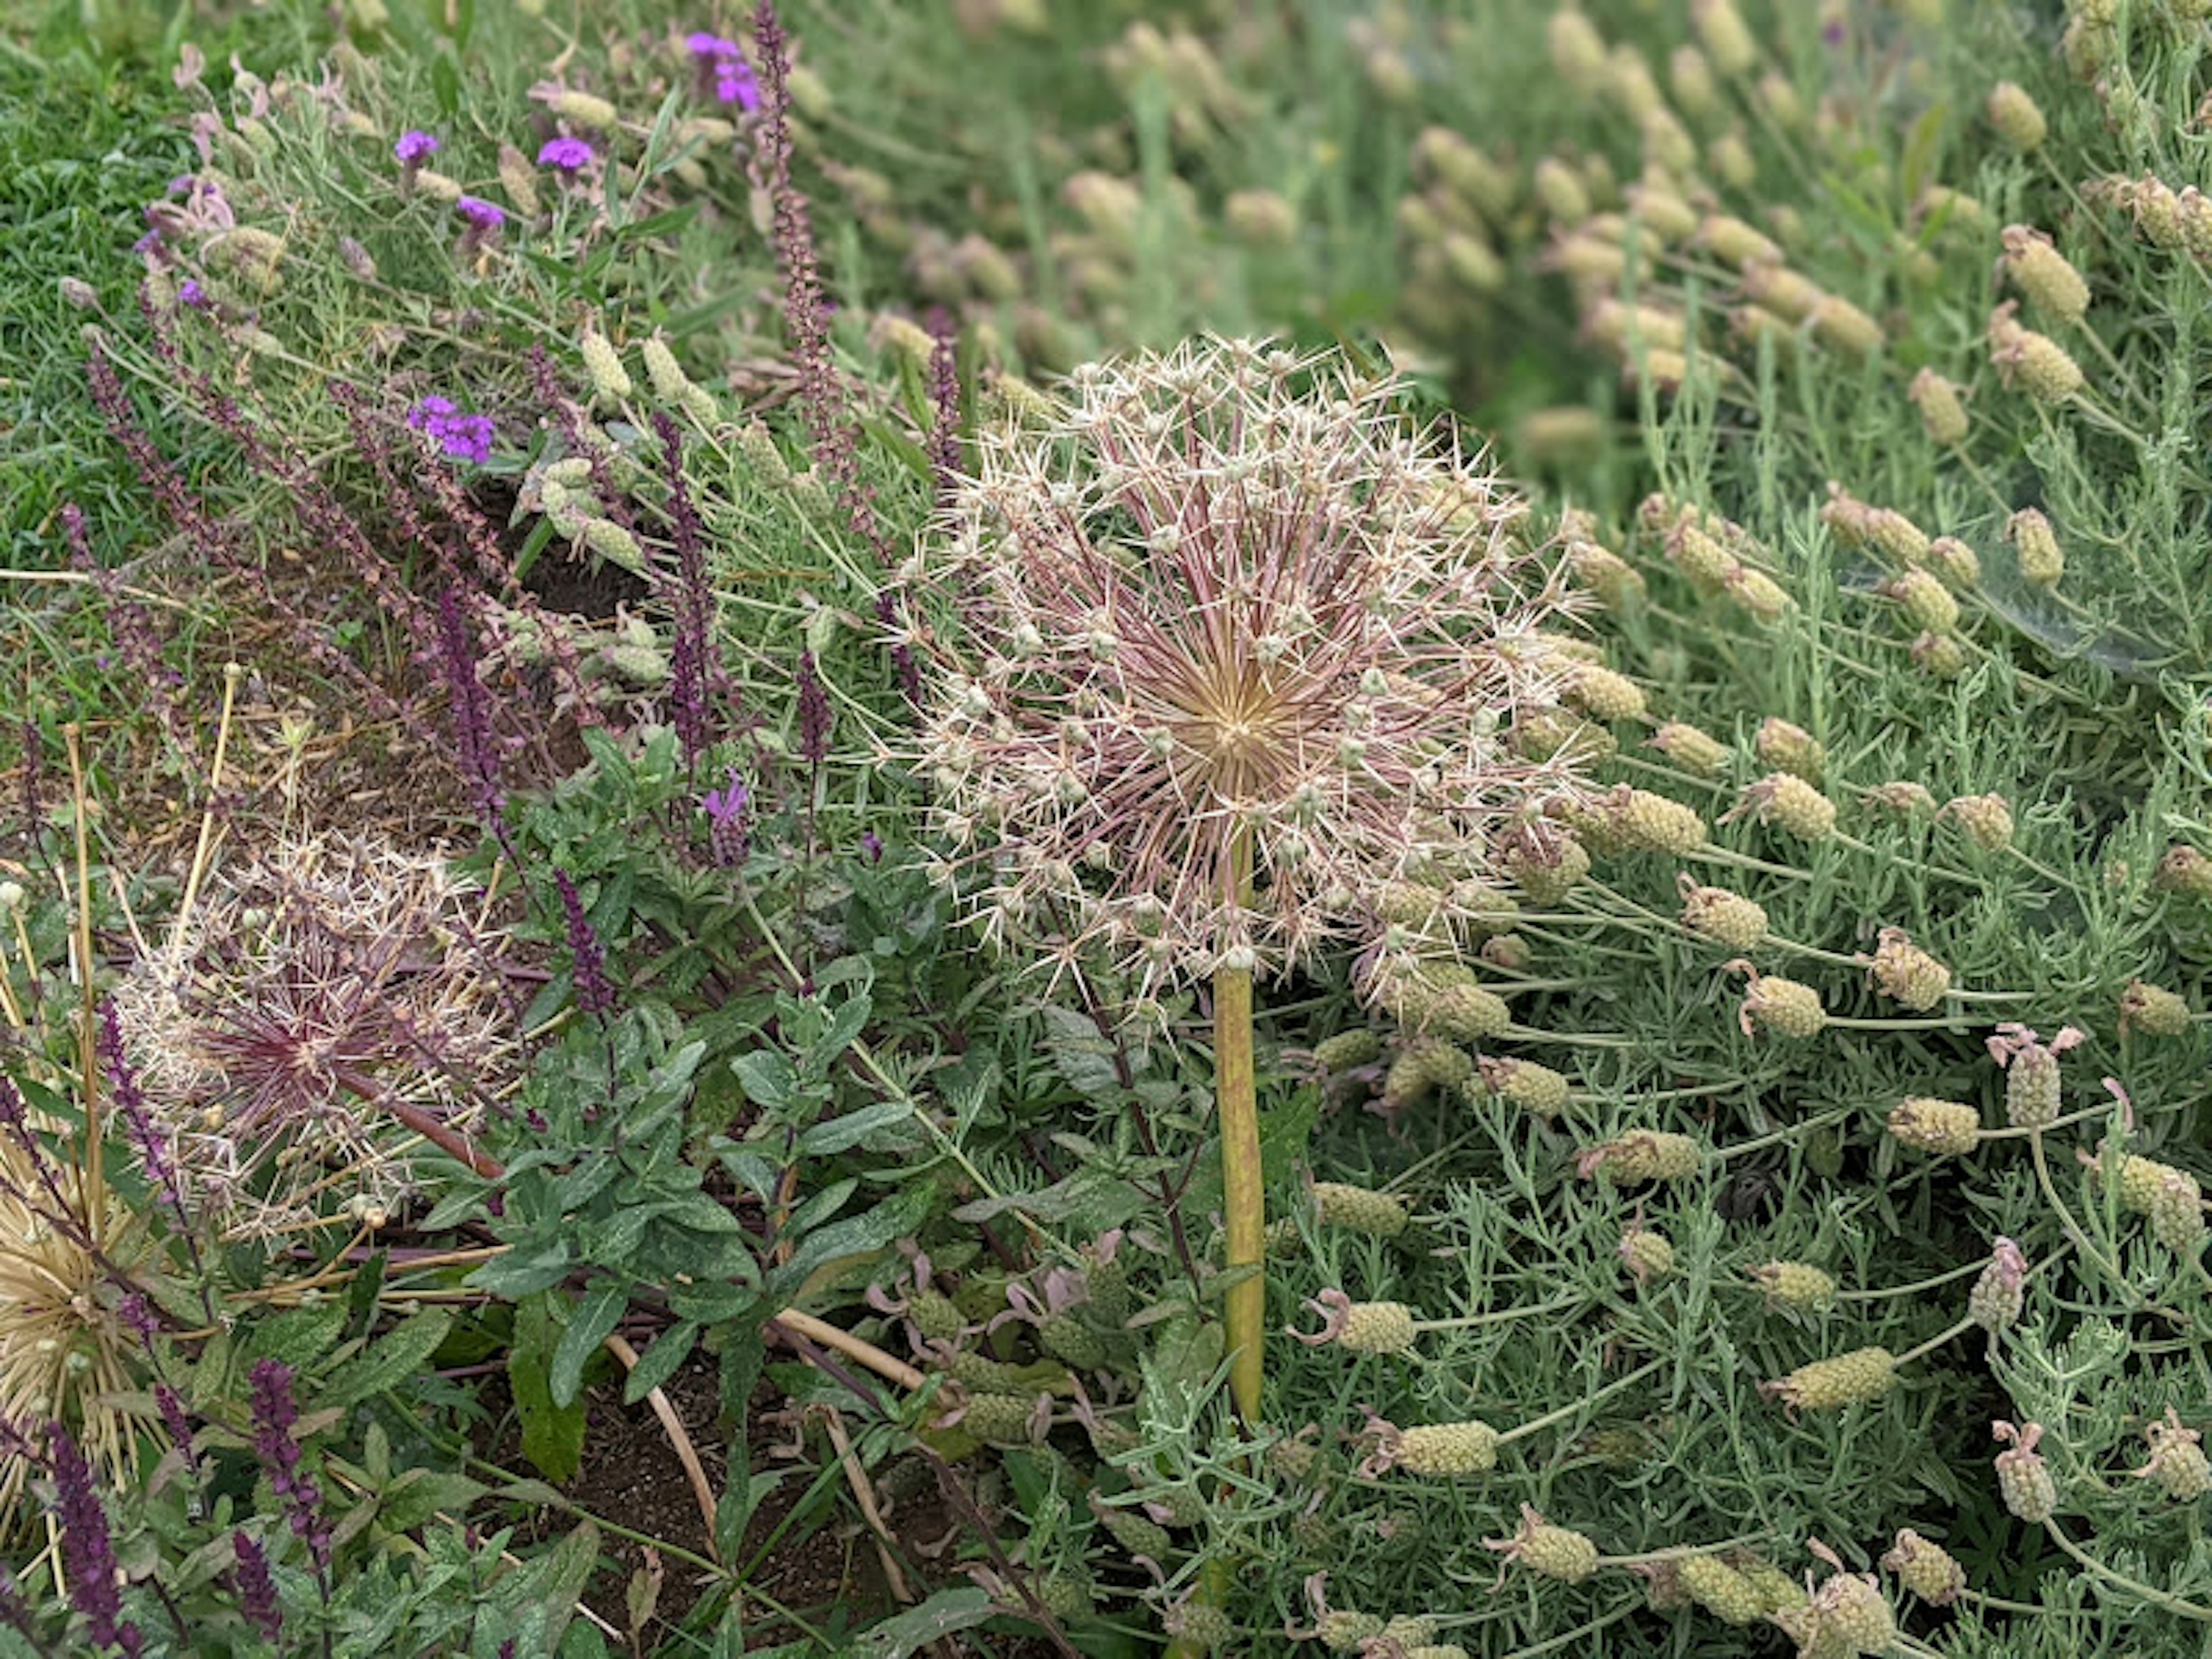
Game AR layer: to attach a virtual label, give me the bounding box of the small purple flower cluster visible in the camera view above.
[230,1532,283,1641]
[685,30,760,109]
[555,870,617,1018]
[407,396,495,465]
[537,136,595,172]
[701,770,750,867]
[247,1361,331,1577]
[50,1427,145,1656]
[394,130,440,165]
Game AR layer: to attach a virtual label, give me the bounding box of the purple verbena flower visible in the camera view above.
[51,1426,144,1655]
[177,278,208,309]
[553,870,616,1018]
[231,1532,283,1642]
[394,130,440,164]
[455,196,505,230]
[685,29,759,109]
[537,137,595,172]
[715,60,760,108]
[247,1361,331,1577]
[407,397,495,465]
[685,30,740,58]
[862,830,884,864]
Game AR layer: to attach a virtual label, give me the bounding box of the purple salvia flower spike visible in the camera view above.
[231,1531,283,1641]
[796,650,832,765]
[554,870,616,1018]
[51,1426,145,1654]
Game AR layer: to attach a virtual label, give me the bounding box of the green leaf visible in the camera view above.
[488,1520,601,1645]
[470,1243,574,1298]
[621,1321,699,1404]
[317,1309,454,1410]
[777,1182,940,1292]
[376,1468,487,1533]
[510,1294,588,1483]
[240,1300,349,1375]
[840,1588,997,1657]
[550,1281,629,1407]
[731,1049,796,1111]
[797,1099,915,1157]
[1037,1003,1121,1096]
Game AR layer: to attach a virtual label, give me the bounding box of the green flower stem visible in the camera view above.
[1502,1024,1638,1048]
[1592,1531,1770,1568]
[1895,1314,1978,1369]
[1495,1357,1667,1442]
[2044,1520,2212,1621]
[1415,1294,1590,1340]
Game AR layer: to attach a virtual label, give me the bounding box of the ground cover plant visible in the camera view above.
[3,0,2211,1656]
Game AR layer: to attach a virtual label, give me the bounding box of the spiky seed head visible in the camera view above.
[2154,846,2212,901]
[1925,536,1980,590]
[1578,1130,1702,1185]
[1881,569,1960,634]
[1618,1224,1676,1283]
[1616,789,1709,854]
[1312,1181,1411,1237]
[1314,1029,1382,1074]
[1993,1421,2058,1522]
[2003,507,2064,588]
[1908,369,1971,445]
[1765,1347,1896,1411]
[1650,721,1729,776]
[1866,927,1952,1011]
[1888,1097,1981,1156]
[1988,302,2083,402]
[1475,1056,1569,1118]
[2002,225,2090,325]
[1986,81,2047,150]
[1677,1555,1764,1624]
[1487,1506,1599,1584]
[1881,1529,1965,1605]
[1395,1420,1501,1477]
[1737,773,1838,841]
[1943,792,2015,851]
[1753,1261,1838,1312]
[1680,879,1768,950]
[2133,1410,2212,1501]
[903,339,1592,996]
[2119,979,2191,1038]
[1731,963,1827,1039]
[1754,718,1825,782]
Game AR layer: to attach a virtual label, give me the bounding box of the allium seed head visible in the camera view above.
[902,340,1593,994]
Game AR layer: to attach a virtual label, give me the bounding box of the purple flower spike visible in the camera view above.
[231,1532,282,1642]
[247,1361,331,1577]
[554,870,616,1018]
[862,830,884,864]
[685,30,740,58]
[537,137,595,172]
[455,196,506,230]
[51,1426,144,1655]
[395,130,440,164]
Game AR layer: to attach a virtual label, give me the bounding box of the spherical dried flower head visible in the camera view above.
[1993,1419,2058,1522]
[1485,1505,1598,1585]
[1882,1528,1965,1605]
[1753,1260,1838,1312]
[1577,1130,1700,1185]
[1942,791,2014,851]
[1731,772,1836,841]
[1968,1237,2028,1331]
[901,340,1593,995]
[1987,301,2082,402]
[2119,979,2191,1037]
[1986,1022,2082,1130]
[1888,1097,1980,1156]
[1754,718,1824,783]
[1762,1346,1895,1411]
[1986,81,2047,150]
[1679,876,1767,951]
[2001,225,2090,325]
[1729,960,1827,1039]
[1908,369,1970,446]
[2133,1410,2212,1502]
[2004,507,2063,588]
[1292,1289,1417,1355]
[111,834,515,1240]
[1865,927,1952,1011]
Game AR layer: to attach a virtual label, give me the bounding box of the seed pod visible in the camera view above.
[1310,1611,1382,1653]
[2154,846,2212,900]
[1690,0,1756,75]
[1911,630,1969,679]
[1986,81,2047,150]
[2119,979,2191,1037]
[1944,793,2014,851]
[1664,522,1738,594]
[1617,789,1709,854]
[1757,69,1804,130]
[1766,1347,1896,1411]
[1968,1237,2028,1332]
[1315,1029,1382,1074]
[2002,225,2090,325]
[1429,979,1510,1043]
[1866,927,1952,1011]
[1734,965,1827,1039]
[1888,1097,1981,1156]
[1642,107,1697,176]
[1754,718,1825,782]
[1566,540,1647,607]
[1680,878,1768,951]
[1578,1130,1702,1185]
[1993,1421,2057,1522]
[1565,663,1649,722]
[1618,1224,1676,1283]
[1160,1598,1236,1650]
[1312,1181,1410,1237]
[1488,1506,1599,1584]
[1810,1565,1897,1656]
[1650,721,1729,777]
[1376,1615,1437,1647]
[2133,1410,2212,1502]
[2110,1151,2207,1252]
[497,143,541,217]
[1402,1646,1470,1659]
[736,420,790,486]
[1480,933,1531,971]
[1412,127,1514,221]
[1626,182,1700,243]
[1532,157,1591,225]
[1546,10,1609,93]
[1988,301,2083,401]
[1480,1056,1571,1118]
[1679,1555,1764,1624]
[1737,774,1834,842]
[1741,262,1824,322]
[1381,1038,1476,1110]
[2004,507,2063,588]
[550,89,619,131]
[1908,369,1971,445]
[1881,569,1960,635]
[1881,1529,1965,1605]
[955,1389,1048,1446]
[1669,44,1719,118]
[1925,536,1980,590]
[1396,1420,1501,1476]
[1708,130,1756,190]
[1724,565,1796,623]
[1753,1261,1838,1312]
[908,1288,966,1343]
[1039,1312,1107,1369]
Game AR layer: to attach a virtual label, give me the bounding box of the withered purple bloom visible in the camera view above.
[701,770,750,868]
